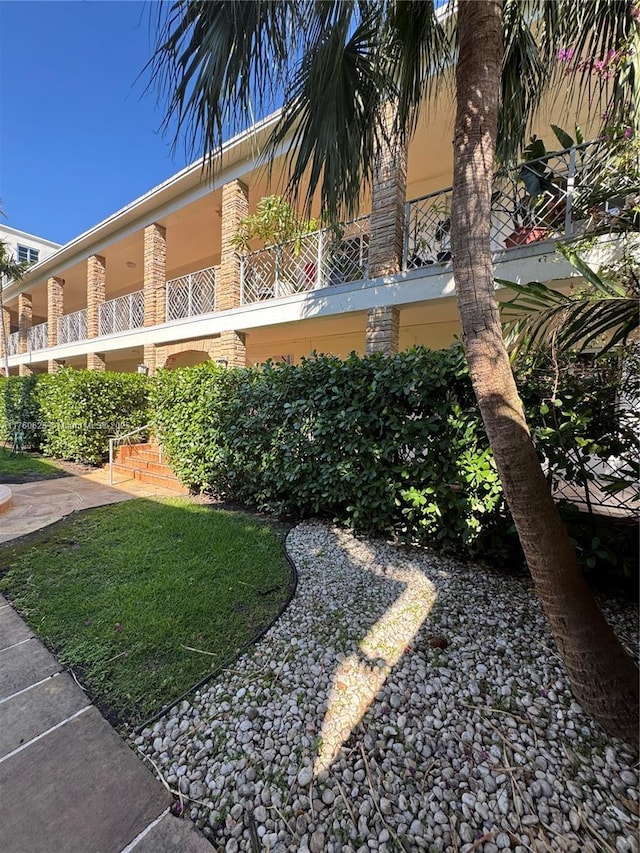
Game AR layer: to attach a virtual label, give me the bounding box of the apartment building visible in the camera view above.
[0,103,618,378]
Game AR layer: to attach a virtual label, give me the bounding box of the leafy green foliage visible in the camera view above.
[0,374,43,450]
[152,347,511,557]
[0,370,150,464]
[0,498,291,726]
[230,195,318,251]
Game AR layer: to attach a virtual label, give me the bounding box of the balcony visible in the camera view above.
[241,217,369,304]
[28,321,48,351]
[58,309,88,345]
[405,142,601,268]
[99,290,144,336]
[166,266,217,321]
[8,331,19,356]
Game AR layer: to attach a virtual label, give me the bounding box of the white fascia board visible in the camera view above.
[7,242,577,368]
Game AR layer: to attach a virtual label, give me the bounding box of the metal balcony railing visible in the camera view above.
[99,290,144,336]
[58,309,87,345]
[166,266,217,321]
[241,216,370,304]
[27,321,48,351]
[8,331,19,356]
[404,142,601,269]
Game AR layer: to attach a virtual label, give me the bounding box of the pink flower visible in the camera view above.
[115,623,122,632]
[558,47,575,63]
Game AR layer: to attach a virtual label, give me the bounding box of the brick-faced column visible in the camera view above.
[144,223,167,327]
[142,223,167,376]
[368,105,407,279]
[365,306,400,355]
[47,276,65,373]
[18,293,33,374]
[18,293,32,355]
[217,180,249,313]
[87,255,106,371]
[216,330,246,367]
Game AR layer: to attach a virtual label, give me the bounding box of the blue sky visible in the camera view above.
[0,1,188,245]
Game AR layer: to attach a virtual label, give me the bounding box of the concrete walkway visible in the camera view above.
[0,474,212,852]
[0,467,181,543]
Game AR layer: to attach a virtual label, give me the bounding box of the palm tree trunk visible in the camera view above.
[0,278,9,378]
[451,0,638,745]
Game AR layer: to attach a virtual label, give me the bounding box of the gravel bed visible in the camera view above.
[135,521,639,853]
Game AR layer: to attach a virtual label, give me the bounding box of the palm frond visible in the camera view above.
[500,259,638,357]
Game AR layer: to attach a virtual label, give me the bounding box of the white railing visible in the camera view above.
[99,290,144,336]
[404,143,599,269]
[8,331,19,356]
[58,309,87,345]
[166,266,217,321]
[28,321,48,351]
[241,216,370,304]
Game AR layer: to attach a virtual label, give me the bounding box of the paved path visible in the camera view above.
[0,467,180,543]
[0,474,212,852]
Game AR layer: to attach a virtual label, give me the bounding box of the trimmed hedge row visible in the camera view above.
[0,370,150,464]
[151,347,509,556]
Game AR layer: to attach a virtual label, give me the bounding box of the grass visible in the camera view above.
[0,497,292,728]
[0,446,68,483]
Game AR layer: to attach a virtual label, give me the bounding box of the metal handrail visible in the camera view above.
[108,423,154,486]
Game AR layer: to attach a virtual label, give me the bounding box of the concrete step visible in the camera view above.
[110,464,189,495]
[116,457,177,477]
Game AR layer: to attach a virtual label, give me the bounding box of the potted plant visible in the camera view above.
[504,125,582,248]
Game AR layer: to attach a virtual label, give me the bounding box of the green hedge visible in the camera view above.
[151,347,508,556]
[0,370,150,464]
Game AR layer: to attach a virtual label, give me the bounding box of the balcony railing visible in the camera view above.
[405,142,599,269]
[166,266,217,321]
[99,290,144,336]
[28,321,48,351]
[241,216,370,304]
[8,331,19,356]
[58,309,87,345]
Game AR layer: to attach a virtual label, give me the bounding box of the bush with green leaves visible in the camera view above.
[37,369,150,464]
[0,374,44,450]
[152,347,511,556]
[0,370,150,464]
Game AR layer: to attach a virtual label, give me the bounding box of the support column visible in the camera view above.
[87,254,106,371]
[216,180,249,366]
[18,293,33,376]
[365,306,400,356]
[47,276,65,373]
[0,306,11,375]
[368,105,407,278]
[143,223,167,375]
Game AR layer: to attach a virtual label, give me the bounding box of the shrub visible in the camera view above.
[38,369,150,464]
[152,347,512,556]
[0,374,44,450]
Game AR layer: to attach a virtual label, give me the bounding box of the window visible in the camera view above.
[17,245,39,264]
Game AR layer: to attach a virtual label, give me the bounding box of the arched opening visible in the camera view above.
[163,350,211,370]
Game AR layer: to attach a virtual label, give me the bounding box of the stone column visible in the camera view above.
[365,306,400,356]
[218,180,249,313]
[87,254,106,371]
[368,105,408,279]
[47,276,65,373]
[142,223,167,375]
[216,180,249,366]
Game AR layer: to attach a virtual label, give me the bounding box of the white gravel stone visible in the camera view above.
[133,521,639,853]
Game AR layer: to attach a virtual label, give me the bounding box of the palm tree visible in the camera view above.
[149,0,639,742]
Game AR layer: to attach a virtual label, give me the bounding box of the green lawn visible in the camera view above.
[0,446,68,483]
[0,497,292,728]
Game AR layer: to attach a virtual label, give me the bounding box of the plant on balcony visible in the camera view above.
[504,124,583,247]
[231,195,317,253]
